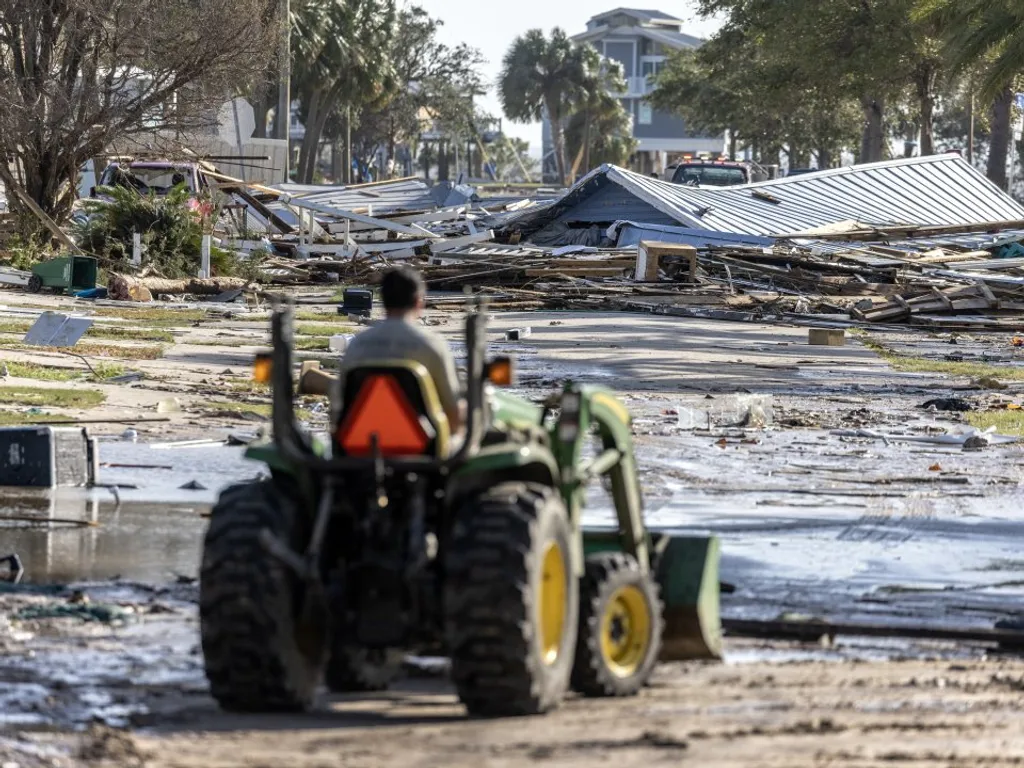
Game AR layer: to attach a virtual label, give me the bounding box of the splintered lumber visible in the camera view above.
[108,273,250,301]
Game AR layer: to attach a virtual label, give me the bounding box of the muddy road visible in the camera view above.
[3,296,1024,765]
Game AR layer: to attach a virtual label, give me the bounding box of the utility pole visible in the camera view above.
[275,0,291,180]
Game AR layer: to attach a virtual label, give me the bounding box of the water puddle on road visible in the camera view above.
[1,442,260,584]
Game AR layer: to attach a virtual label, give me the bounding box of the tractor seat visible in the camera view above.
[337,360,451,459]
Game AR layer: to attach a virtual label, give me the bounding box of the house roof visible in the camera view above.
[590,8,684,25]
[573,24,703,49]
[499,154,1024,240]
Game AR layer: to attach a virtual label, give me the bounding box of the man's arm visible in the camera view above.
[431,344,464,432]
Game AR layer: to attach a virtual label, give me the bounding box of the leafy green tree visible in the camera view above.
[349,7,485,177]
[499,29,612,185]
[0,0,273,224]
[916,0,1024,188]
[693,0,949,163]
[77,185,213,277]
[485,135,538,182]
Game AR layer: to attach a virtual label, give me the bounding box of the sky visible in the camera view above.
[408,1,724,156]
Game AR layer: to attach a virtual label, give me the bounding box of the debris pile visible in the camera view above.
[6,152,1024,329]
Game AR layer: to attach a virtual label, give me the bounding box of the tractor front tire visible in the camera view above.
[325,646,403,693]
[571,552,664,697]
[446,483,578,717]
[200,480,326,712]
[27,274,42,293]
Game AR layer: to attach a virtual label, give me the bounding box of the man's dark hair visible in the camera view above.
[380,266,425,310]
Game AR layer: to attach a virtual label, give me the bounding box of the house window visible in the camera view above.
[641,57,666,78]
[638,102,653,125]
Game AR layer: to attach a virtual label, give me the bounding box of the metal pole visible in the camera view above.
[968,91,975,164]
[276,0,291,181]
[345,105,351,184]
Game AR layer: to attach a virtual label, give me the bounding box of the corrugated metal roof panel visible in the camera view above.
[271,178,438,214]
[508,155,1024,240]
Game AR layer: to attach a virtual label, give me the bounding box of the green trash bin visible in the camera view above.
[29,255,98,295]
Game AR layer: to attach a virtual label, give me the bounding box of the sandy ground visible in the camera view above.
[3,288,1024,766]
[4,587,1024,768]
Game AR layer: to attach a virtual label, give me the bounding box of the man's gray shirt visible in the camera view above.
[338,318,461,428]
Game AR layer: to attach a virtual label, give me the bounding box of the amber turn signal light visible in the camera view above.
[253,352,273,384]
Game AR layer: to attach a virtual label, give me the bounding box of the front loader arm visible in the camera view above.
[552,384,649,573]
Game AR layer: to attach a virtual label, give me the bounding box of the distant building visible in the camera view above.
[542,8,725,180]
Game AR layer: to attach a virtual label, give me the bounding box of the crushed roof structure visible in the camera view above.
[270,177,476,219]
[499,155,1024,244]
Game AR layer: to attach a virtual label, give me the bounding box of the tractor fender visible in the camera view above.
[242,442,322,508]
[447,442,560,505]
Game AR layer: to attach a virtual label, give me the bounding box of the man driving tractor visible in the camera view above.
[338,267,465,436]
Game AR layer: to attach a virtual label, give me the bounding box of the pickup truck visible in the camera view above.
[668,160,750,187]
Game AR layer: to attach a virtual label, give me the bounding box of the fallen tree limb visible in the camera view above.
[108,273,250,302]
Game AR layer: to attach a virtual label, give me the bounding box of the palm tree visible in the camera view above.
[500,29,609,186]
[565,93,636,175]
[291,0,397,183]
[917,0,1024,187]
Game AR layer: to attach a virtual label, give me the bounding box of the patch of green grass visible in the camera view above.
[0,339,164,360]
[0,386,105,408]
[294,310,341,323]
[188,336,262,348]
[0,411,56,425]
[2,360,127,382]
[967,409,1024,436]
[4,361,80,381]
[295,323,356,337]
[294,336,331,351]
[225,381,271,394]
[859,335,1024,381]
[0,320,173,342]
[90,308,207,326]
[89,362,129,380]
[88,326,174,343]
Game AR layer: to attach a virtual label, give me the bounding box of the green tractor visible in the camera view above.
[199,303,721,716]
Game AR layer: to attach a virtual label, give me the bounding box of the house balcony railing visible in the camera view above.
[610,76,653,98]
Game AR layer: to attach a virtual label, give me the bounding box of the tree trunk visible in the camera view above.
[787,145,809,170]
[917,83,935,156]
[817,147,833,170]
[728,128,738,161]
[296,89,322,184]
[860,95,885,163]
[988,86,1012,191]
[302,96,337,184]
[251,85,271,139]
[108,274,249,302]
[388,115,397,178]
[582,110,592,180]
[545,97,567,186]
[331,140,342,182]
[438,141,449,182]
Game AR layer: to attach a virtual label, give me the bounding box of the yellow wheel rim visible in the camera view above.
[600,585,651,678]
[539,541,567,666]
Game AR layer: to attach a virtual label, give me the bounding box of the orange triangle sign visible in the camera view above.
[339,374,429,457]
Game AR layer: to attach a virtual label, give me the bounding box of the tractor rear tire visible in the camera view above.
[446,483,578,717]
[27,274,42,293]
[325,646,403,693]
[200,480,326,712]
[571,552,663,697]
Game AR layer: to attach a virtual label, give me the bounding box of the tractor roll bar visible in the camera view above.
[270,299,486,474]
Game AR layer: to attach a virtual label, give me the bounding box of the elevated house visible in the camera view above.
[542,8,725,181]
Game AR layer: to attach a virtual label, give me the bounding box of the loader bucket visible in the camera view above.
[582,530,722,662]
